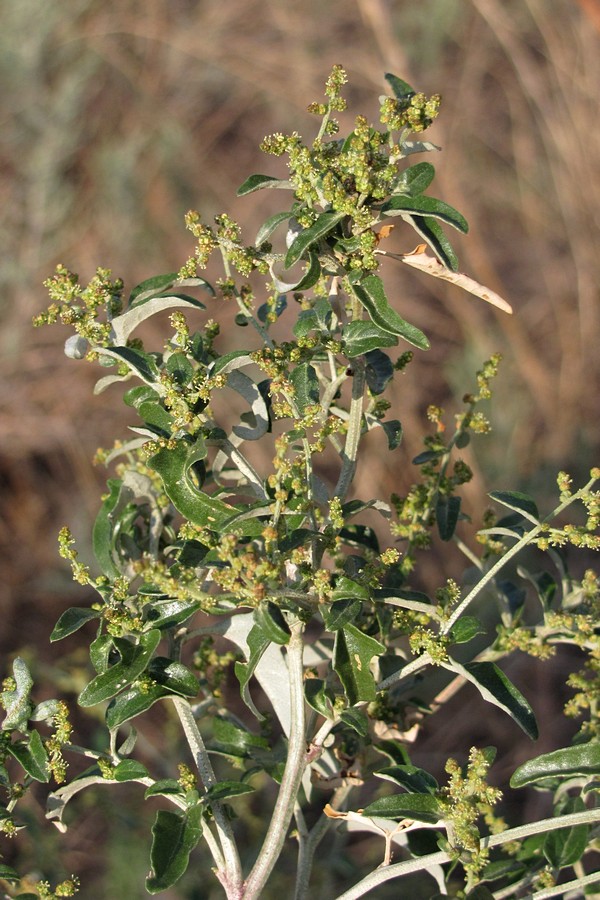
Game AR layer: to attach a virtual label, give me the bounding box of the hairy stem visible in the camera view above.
[243,621,306,898]
[441,475,598,635]
[333,808,600,900]
[334,358,366,503]
[293,785,352,900]
[171,696,242,894]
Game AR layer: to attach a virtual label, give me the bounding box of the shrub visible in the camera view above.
[2,66,598,899]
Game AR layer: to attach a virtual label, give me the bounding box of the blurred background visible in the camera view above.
[1,0,599,896]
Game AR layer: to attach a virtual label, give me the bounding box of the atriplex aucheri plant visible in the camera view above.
[2,66,599,899]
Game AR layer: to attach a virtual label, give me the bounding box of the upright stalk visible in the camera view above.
[293,785,352,900]
[334,358,366,503]
[171,697,243,896]
[243,621,307,899]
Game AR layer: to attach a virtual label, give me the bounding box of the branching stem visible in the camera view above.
[333,808,600,900]
[293,785,352,900]
[442,476,598,635]
[171,696,243,895]
[243,621,306,899]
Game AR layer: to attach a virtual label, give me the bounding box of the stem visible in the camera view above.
[293,786,352,900]
[514,871,600,900]
[171,696,243,895]
[376,652,433,693]
[243,622,306,898]
[442,476,598,636]
[334,358,366,503]
[333,808,600,900]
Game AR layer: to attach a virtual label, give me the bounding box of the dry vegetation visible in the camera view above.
[0,1,599,894]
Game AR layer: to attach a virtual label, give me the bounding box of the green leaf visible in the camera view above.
[256,211,292,245]
[447,661,538,739]
[106,684,168,729]
[209,349,254,376]
[517,567,557,611]
[339,707,369,736]
[413,448,444,465]
[304,679,334,719]
[1,658,33,731]
[284,211,346,269]
[128,273,213,306]
[7,730,49,782]
[384,73,415,99]
[290,363,319,414]
[480,859,526,885]
[294,298,333,338]
[145,779,185,800]
[30,699,62,722]
[254,603,291,645]
[382,420,403,450]
[204,781,255,803]
[365,349,394,395]
[143,598,203,630]
[362,792,442,823]
[489,491,540,523]
[339,524,380,553]
[237,173,292,196]
[123,385,156,408]
[396,162,435,196]
[147,658,199,697]
[270,251,322,293]
[130,273,176,304]
[92,479,123,578]
[90,634,114,674]
[322,598,362,632]
[50,607,100,642]
[79,630,161,708]
[0,865,19,882]
[381,194,468,233]
[146,806,203,893]
[228,370,270,443]
[112,292,209,345]
[333,625,385,705]
[376,764,439,794]
[234,624,271,719]
[351,275,430,350]
[113,759,150,782]
[343,320,398,357]
[99,346,159,384]
[544,796,589,868]
[374,740,411,766]
[331,576,370,603]
[258,294,287,323]
[166,352,194,386]
[510,742,600,788]
[210,716,269,759]
[436,495,461,541]
[405,215,459,271]
[148,439,262,537]
[448,616,486,645]
[402,139,441,157]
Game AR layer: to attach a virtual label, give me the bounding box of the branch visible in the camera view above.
[170,696,243,895]
[441,475,598,636]
[294,786,353,900]
[333,807,600,900]
[243,622,307,899]
[334,358,366,503]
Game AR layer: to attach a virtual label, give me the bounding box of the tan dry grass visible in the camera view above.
[2,0,599,613]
